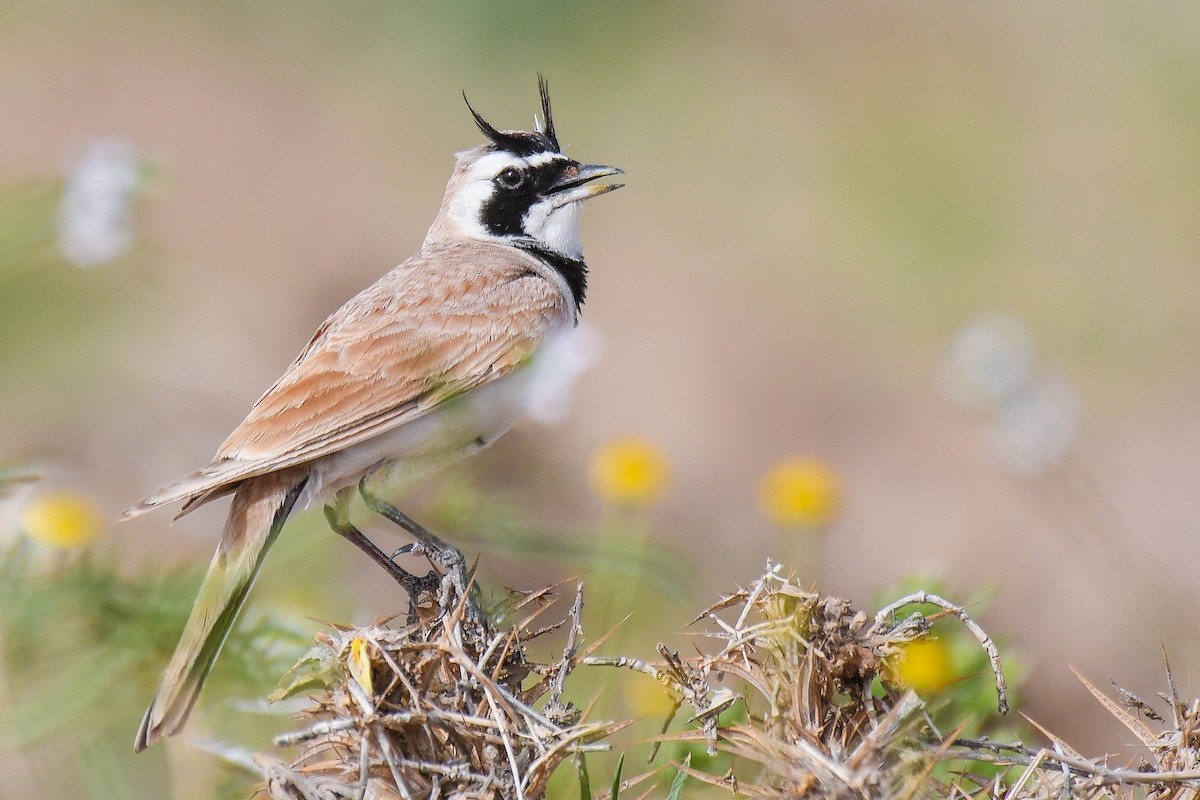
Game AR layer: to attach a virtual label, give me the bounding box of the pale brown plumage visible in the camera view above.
[128,235,570,751]
[126,98,623,752]
[134,465,308,749]
[124,146,577,522]
[124,238,570,520]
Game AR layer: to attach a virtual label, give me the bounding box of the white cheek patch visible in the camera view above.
[446,148,577,251]
[447,178,500,241]
[447,151,533,241]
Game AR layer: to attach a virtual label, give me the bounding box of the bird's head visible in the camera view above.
[429,77,623,260]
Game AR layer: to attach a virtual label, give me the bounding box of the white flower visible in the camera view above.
[939,312,1034,409]
[940,313,1082,475]
[524,322,603,425]
[0,479,35,547]
[57,139,142,267]
[987,376,1080,475]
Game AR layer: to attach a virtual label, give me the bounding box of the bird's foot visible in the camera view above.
[390,541,484,624]
[361,480,485,625]
[324,501,438,623]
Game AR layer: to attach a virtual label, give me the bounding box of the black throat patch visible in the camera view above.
[517,243,588,313]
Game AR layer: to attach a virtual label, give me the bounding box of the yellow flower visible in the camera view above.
[892,637,954,694]
[759,458,840,527]
[627,674,677,718]
[348,636,373,696]
[589,438,669,507]
[21,491,104,549]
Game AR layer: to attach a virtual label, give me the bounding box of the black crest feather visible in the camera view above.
[537,74,558,151]
[462,77,561,157]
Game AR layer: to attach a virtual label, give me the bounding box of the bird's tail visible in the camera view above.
[134,469,307,752]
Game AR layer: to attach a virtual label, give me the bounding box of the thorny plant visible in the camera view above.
[256,578,627,800]
[945,653,1200,799]
[586,563,1007,800]
[253,563,1007,800]
[248,562,1200,800]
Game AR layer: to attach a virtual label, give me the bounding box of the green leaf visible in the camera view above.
[666,753,690,800]
[609,753,625,800]
[576,753,591,800]
[269,643,338,703]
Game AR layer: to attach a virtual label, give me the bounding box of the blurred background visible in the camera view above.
[2,1,1200,797]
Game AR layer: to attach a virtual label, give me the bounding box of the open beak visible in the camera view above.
[545,163,625,206]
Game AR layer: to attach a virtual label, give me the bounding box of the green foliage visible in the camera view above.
[877,575,1022,731]
[608,753,624,800]
[0,181,60,286]
[665,754,689,800]
[575,752,591,800]
[0,539,305,749]
[875,575,1028,786]
[0,520,314,800]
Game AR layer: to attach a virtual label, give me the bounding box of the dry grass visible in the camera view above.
[946,661,1200,799]
[254,577,625,800]
[585,565,1003,799]
[250,563,1200,800]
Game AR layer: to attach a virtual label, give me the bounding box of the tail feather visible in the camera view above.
[134,468,307,752]
[120,464,235,522]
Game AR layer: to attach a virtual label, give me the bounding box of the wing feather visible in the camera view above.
[123,244,569,519]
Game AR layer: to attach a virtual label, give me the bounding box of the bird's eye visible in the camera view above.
[496,168,525,190]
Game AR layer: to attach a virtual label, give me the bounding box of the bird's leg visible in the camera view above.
[324,489,438,622]
[355,478,483,620]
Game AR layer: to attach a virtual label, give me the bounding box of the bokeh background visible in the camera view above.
[3,2,1200,797]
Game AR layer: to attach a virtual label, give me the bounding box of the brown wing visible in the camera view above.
[123,243,569,518]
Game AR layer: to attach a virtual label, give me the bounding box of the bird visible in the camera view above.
[123,77,623,752]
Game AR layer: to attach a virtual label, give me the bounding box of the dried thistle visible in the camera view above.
[946,649,1200,798]
[245,560,1200,800]
[587,562,1008,799]
[257,581,626,800]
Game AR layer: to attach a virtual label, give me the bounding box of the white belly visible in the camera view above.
[297,366,535,509]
